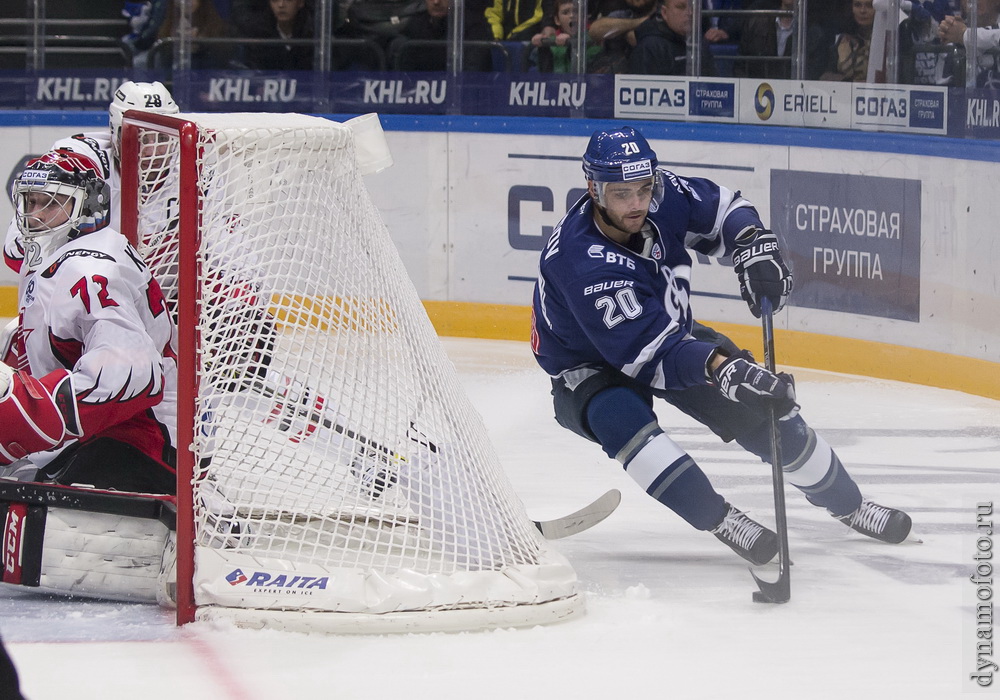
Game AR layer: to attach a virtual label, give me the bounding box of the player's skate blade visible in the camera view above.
[711,504,778,566]
[834,499,912,544]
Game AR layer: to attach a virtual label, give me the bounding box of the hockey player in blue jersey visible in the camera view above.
[531,126,912,566]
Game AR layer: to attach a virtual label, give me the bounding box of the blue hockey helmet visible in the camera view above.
[582,127,658,183]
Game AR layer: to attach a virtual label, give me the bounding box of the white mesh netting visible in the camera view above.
[126,113,579,631]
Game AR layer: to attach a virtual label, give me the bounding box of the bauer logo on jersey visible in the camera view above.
[41,249,115,278]
[621,159,653,180]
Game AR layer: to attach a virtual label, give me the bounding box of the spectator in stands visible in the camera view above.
[702,0,743,45]
[529,0,601,71]
[341,0,426,41]
[123,1,167,67]
[588,0,657,72]
[629,0,715,75]
[735,0,793,78]
[230,0,272,36]
[533,0,629,46]
[799,0,848,74]
[938,0,1000,86]
[242,0,314,70]
[486,0,546,40]
[152,0,236,68]
[898,0,958,84]
[388,0,493,71]
[939,2,1000,45]
[819,0,874,81]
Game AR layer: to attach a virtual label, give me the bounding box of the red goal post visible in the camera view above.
[118,110,582,633]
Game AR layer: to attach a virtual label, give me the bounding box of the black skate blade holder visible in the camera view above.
[751,297,791,604]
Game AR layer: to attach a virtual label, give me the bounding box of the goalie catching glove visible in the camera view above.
[732,227,793,318]
[0,364,81,464]
[711,351,799,420]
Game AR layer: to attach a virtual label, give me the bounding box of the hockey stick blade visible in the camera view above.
[751,564,790,604]
[533,489,622,540]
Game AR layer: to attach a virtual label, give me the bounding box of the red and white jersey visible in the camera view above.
[17,226,177,469]
[5,131,118,274]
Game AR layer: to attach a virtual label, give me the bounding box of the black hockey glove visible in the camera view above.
[732,228,793,318]
[712,351,800,420]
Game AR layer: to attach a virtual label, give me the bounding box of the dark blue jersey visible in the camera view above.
[531,168,762,390]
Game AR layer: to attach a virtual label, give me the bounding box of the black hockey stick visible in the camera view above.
[248,378,621,540]
[751,297,791,604]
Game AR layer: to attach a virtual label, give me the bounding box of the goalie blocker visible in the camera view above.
[0,480,176,604]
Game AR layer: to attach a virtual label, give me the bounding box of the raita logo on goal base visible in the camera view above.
[225,568,329,593]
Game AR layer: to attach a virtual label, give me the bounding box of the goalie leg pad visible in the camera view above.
[40,507,172,603]
[1,484,176,603]
[2,501,46,586]
[2,503,172,603]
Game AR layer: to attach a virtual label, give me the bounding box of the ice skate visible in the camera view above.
[711,504,779,565]
[834,499,912,544]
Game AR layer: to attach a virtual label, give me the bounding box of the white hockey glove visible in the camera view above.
[732,228,793,318]
[712,351,800,420]
[0,318,19,366]
[0,360,13,397]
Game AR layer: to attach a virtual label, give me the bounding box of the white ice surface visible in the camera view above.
[3,337,998,700]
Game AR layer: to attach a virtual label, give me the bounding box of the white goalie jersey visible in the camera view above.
[17,226,177,468]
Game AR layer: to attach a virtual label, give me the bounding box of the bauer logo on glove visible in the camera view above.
[712,351,800,420]
[732,228,794,318]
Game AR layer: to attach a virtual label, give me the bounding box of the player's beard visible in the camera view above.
[595,203,648,238]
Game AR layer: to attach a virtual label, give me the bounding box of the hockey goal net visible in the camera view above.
[118,111,580,633]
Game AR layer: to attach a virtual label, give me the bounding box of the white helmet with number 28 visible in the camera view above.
[108,81,179,159]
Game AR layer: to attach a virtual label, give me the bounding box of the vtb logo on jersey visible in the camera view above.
[587,245,605,259]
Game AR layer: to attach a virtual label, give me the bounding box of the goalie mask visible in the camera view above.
[582,127,662,208]
[109,80,179,160]
[12,149,111,269]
